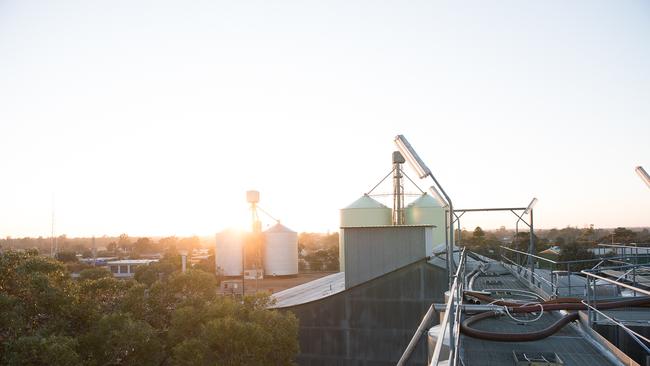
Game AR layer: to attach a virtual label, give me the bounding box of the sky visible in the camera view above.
[1,0,649,238]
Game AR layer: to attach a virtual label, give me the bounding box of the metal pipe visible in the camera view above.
[428,172,455,288]
[396,304,436,366]
[529,209,535,280]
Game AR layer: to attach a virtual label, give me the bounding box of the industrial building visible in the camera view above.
[271,135,650,366]
[269,146,451,365]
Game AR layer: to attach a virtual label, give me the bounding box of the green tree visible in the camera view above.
[612,227,637,244]
[0,250,299,366]
[133,237,155,255]
[559,242,595,271]
[472,226,485,243]
[168,294,298,366]
[80,313,162,366]
[194,255,216,274]
[134,256,180,287]
[4,335,81,366]
[55,251,78,263]
[78,267,112,281]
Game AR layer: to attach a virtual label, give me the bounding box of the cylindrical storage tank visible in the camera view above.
[405,193,447,246]
[215,229,243,276]
[263,223,298,276]
[340,194,392,227]
[427,324,450,363]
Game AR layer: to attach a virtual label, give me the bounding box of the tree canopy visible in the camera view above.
[0,250,299,366]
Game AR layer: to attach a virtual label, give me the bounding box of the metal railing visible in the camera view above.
[397,248,467,366]
[500,246,650,298]
[430,248,466,366]
[581,270,650,359]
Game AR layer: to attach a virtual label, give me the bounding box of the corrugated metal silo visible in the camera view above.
[405,193,447,246]
[340,194,392,227]
[215,229,243,276]
[263,223,298,276]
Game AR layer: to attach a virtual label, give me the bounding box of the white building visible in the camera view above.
[106,259,158,278]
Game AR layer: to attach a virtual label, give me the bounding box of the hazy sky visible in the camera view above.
[1,0,649,238]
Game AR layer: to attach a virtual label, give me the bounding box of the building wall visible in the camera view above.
[595,323,650,365]
[283,261,447,366]
[342,226,430,288]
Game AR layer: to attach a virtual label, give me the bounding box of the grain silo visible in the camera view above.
[263,223,298,276]
[405,193,447,247]
[340,194,392,227]
[215,229,243,276]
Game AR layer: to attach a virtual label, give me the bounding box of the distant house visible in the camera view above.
[106,259,158,278]
[539,246,561,256]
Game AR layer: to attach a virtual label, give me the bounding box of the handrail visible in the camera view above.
[580,299,650,354]
[500,246,650,266]
[598,243,650,249]
[430,248,466,366]
[396,303,435,365]
[397,248,467,366]
[581,271,650,297]
[501,246,559,264]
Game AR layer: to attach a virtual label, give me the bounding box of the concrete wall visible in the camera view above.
[342,226,430,288]
[283,261,448,366]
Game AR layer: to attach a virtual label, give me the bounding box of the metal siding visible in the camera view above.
[284,261,447,366]
[344,227,427,288]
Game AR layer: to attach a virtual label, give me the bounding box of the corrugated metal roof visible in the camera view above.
[271,272,345,308]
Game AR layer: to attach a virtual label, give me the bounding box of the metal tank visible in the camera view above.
[263,223,298,276]
[215,229,244,276]
[405,193,447,248]
[427,324,450,364]
[340,194,392,227]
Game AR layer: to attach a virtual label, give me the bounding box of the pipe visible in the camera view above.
[396,304,436,366]
[464,291,650,312]
[461,311,579,342]
[460,294,650,342]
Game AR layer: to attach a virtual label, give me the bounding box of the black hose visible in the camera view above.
[460,311,579,342]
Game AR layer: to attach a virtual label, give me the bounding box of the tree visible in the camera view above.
[559,242,595,271]
[55,251,78,263]
[194,255,216,274]
[4,335,81,366]
[179,236,200,253]
[134,256,180,287]
[78,267,112,281]
[80,313,163,366]
[167,294,298,366]
[106,242,117,254]
[472,227,485,244]
[612,227,636,244]
[118,234,132,252]
[0,250,300,365]
[303,247,339,271]
[133,237,155,255]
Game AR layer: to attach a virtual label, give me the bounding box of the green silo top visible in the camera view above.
[407,193,444,208]
[343,195,389,209]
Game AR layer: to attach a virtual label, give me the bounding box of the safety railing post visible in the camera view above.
[567,263,571,296]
